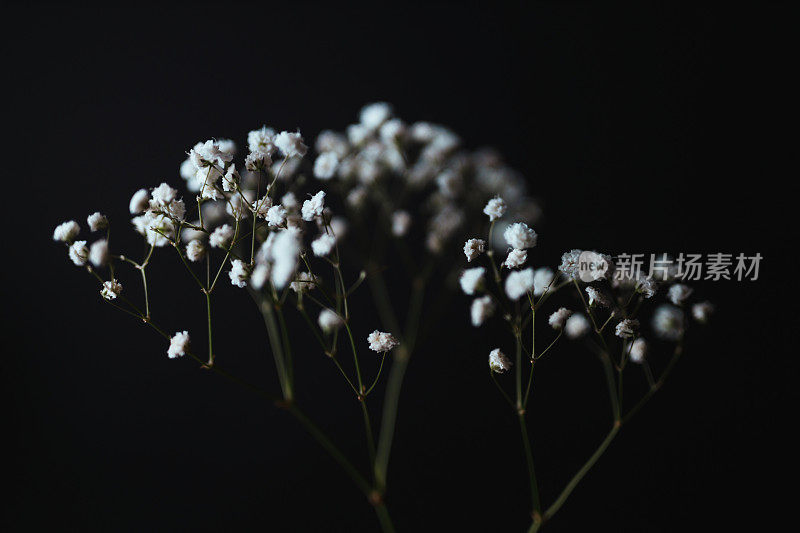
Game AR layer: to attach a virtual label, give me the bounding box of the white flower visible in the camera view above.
[615,318,640,338]
[549,308,573,329]
[565,314,591,339]
[691,301,714,323]
[489,348,512,373]
[313,152,339,180]
[222,164,238,191]
[266,205,287,227]
[274,131,308,158]
[290,271,318,293]
[100,279,123,300]
[505,268,535,300]
[391,210,412,237]
[53,220,80,242]
[186,239,205,262]
[315,130,350,157]
[151,183,177,205]
[250,263,271,290]
[504,249,527,269]
[131,212,174,247]
[189,139,233,168]
[459,267,486,295]
[318,309,344,333]
[360,102,393,130]
[272,230,301,289]
[129,189,150,214]
[301,191,326,221]
[89,240,109,267]
[87,212,108,232]
[252,195,272,219]
[228,259,250,288]
[652,305,685,340]
[367,330,399,353]
[281,192,298,211]
[503,222,538,249]
[68,240,89,266]
[167,331,190,359]
[558,249,583,279]
[209,224,234,248]
[628,338,647,363]
[667,284,693,306]
[312,233,336,257]
[379,118,406,142]
[329,217,348,240]
[483,196,507,221]
[245,151,272,171]
[586,286,610,307]
[347,123,371,146]
[532,267,555,295]
[347,186,368,209]
[463,238,486,262]
[636,276,658,298]
[196,167,223,200]
[471,295,495,327]
[248,126,276,155]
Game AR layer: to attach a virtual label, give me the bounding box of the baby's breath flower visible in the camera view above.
[329,217,348,240]
[505,268,535,300]
[463,238,486,262]
[274,131,308,158]
[318,309,344,333]
[652,304,685,340]
[315,130,349,157]
[87,212,108,232]
[367,330,399,353]
[347,123,371,146]
[504,249,527,269]
[360,102,393,130]
[565,314,591,339]
[53,220,80,242]
[503,222,537,250]
[250,263,271,290]
[691,301,714,323]
[347,186,368,209]
[459,267,486,295]
[272,230,302,289]
[281,192,298,211]
[209,224,234,248]
[489,348,512,373]
[222,164,239,191]
[245,151,272,172]
[586,286,610,307]
[667,284,694,306]
[266,205,287,227]
[615,318,639,338]
[313,152,339,180]
[151,183,177,205]
[68,240,89,266]
[129,189,150,215]
[248,126,276,155]
[636,276,658,298]
[532,267,555,295]
[483,196,507,221]
[186,239,205,262]
[167,331,190,359]
[290,271,318,293]
[549,307,573,329]
[558,249,583,279]
[471,295,496,327]
[89,240,109,267]
[628,338,647,363]
[100,279,123,300]
[229,259,250,288]
[311,233,336,257]
[301,191,326,221]
[379,118,406,142]
[391,210,411,237]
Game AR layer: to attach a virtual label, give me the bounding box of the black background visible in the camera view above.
[3,3,796,532]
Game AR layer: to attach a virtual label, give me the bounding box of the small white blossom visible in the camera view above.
[272,230,302,289]
[379,118,406,142]
[329,217,348,240]
[222,164,238,191]
[250,263,271,290]
[87,212,108,232]
[274,131,308,158]
[489,348,512,373]
[248,126,276,155]
[667,284,694,306]
[290,271,318,293]
[266,205,287,227]
[615,318,640,338]
[281,192,298,211]
[68,240,89,266]
[313,152,339,180]
[532,267,555,295]
[347,186,368,209]
[360,102,393,130]
[636,276,659,298]
[245,151,272,171]
[167,331,190,359]
[312,233,336,257]
[318,309,344,333]
[463,238,486,262]
[503,222,538,249]
[504,249,527,269]
[628,338,647,363]
[347,123,371,146]
[209,224,234,248]
[558,249,583,279]
[471,295,496,327]
[301,191,326,221]
[186,239,205,262]
[391,211,412,237]
[549,307,573,329]
[315,130,350,157]
[100,279,123,300]
[151,183,177,205]
[565,314,591,339]
[691,301,714,323]
[53,220,80,242]
[483,196,507,221]
[505,268,535,300]
[228,259,250,288]
[129,189,150,214]
[586,286,610,307]
[89,240,109,267]
[460,267,486,295]
[367,330,399,353]
[652,305,685,340]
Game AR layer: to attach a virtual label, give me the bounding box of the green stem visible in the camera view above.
[519,412,542,516]
[205,291,213,366]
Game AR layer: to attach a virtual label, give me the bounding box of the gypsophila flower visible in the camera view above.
[558,249,583,279]
[483,196,507,222]
[313,152,339,180]
[209,224,234,248]
[100,279,123,300]
[245,151,272,172]
[274,131,308,158]
[312,233,336,257]
[460,267,486,295]
[367,330,399,353]
[301,191,326,221]
[318,309,344,333]
[89,240,109,267]
[266,205,287,227]
[652,304,685,340]
[636,276,658,298]
[463,238,486,262]
[586,286,610,307]
[379,118,406,142]
[87,212,108,232]
[222,164,238,191]
[167,331,190,359]
[667,284,694,306]
[505,268,535,300]
[129,189,150,214]
[53,220,80,242]
[186,239,205,262]
[549,308,573,329]
[281,192,298,211]
[151,183,177,205]
[489,348,512,373]
[347,186,368,209]
[290,271,317,293]
[391,211,412,237]
[68,240,89,266]
[471,295,496,327]
[503,222,538,250]
[250,263,270,290]
[253,195,272,219]
[504,249,527,269]
[272,231,302,289]
[229,259,250,288]
[628,338,647,363]
[248,126,276,155]
[360,102,393,130]
[565,314,591,339]
[532,267,555,296]
[691,301,714,323]
[615,318,639,338]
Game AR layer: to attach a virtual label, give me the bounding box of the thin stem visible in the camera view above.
[205,292,213,366]
[364,352,388,396]
[490,369,515,409]
[519,412,542,516]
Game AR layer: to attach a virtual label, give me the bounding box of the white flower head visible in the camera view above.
[87,212,108,232]
[504,249,528,269]
[272,230,302,289]
[151,183,177,205]
[549,308,573,329]
[89,240,109,267]
[266,205,288,227]
[250,263,271,290]
[615,318,640,339]
[248,126,276,155]
[246,151,272,172]
[471,295,496,327]
[652,304,685,340]
[691,301,714,324]
[222,164,239,191]
[209,224,234,249]
[463,238,486,262]
[347,186,368,209]
[636,276,659,298]
[129,189,150,215]
[505,268,535,300]
[459,267,486,295]
[379,118,407,142]
[290,271,318,293]
[301,191,326,221]
[565,314,591,339]
[532,267,555,295]
[585,286,610,308]
[100,279,123,300]
[311,233,336,257]
[318,309,344,333]
[53,220,80,242]
[483,196,507,222]
[281,191,298,211]
[167,331,190,359]
[558,249,583,279]
[367,330,399,353]
[314,152,339,180]
[186,239,205,262]
[360,102,393,130]
[489,348,512,373]
[274,131,308,158]
[503,222,538,250]
[391,210,412,237]
[667,284,694,306]
[628,338,647,364]
[228,259,250,288]
[68,240,89,266]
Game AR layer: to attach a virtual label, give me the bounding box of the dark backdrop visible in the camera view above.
[3,3,795,532]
